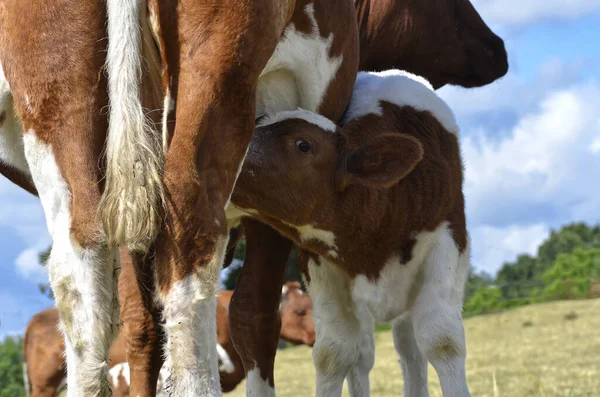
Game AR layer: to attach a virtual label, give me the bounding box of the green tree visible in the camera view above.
[542,248,600,300]
[0,336,25,397]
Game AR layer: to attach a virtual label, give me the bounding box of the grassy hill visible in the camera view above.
[229,299,600,397]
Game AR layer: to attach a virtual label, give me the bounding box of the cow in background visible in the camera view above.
[22,283,314,396]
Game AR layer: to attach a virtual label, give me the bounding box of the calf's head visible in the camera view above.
[233,110,423,235]
[279,281,315,346]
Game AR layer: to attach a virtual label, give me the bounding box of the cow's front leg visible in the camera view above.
[154,1,293,395]
[229,218,293,397]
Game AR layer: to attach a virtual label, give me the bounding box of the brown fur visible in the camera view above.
[355,0,508,88]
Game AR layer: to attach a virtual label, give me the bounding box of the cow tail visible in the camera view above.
[101,0,165,252]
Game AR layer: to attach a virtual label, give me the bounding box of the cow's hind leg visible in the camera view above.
[154,1,294,395]
[22,127,118,397]
[411,226,471,397]
[1,1,118,393]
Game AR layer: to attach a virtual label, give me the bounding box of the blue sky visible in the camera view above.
[1,1,600,338]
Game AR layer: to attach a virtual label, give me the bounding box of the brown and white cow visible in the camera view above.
[23,283,314,396]
[0,0,357,395]
[230,70,471,396]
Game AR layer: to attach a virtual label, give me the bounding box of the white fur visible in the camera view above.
[160,235,228,397]
[216,344,236,374]
[0,62,30,178]
[109,362,131,390]
[392,314,430,397]
[285,222,337,250]
[351,227,440,322]
[22,363,31,397]
[307,257,362,396]
[346,301,375,397]
[102,0,165,251]
[257,109,337,132]
[256,3,343,118]
[342,70,459,136]
[23,132,119,397]
[246,368,276,397]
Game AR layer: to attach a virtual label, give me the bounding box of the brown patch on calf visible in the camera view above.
[0,110,5,126]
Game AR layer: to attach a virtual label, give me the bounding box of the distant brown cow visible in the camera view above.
[23,283,314,396]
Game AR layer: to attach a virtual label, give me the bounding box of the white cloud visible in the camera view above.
[473,0,600,28]
[470,223,549,273]
[0,176,50,283]
[462,80,600,228]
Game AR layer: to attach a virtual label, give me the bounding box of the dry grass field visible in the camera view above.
[229,299,600,397]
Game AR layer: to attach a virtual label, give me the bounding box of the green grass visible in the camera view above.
[228,299,600,396]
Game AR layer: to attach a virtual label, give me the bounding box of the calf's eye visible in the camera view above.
[296,140,311,153]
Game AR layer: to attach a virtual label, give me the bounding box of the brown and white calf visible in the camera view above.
[23,283,314,396]
[231,70,471,396]
[0,0,357,395]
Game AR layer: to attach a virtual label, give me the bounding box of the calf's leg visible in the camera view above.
[229,219,292,397]
[346,302,375,397]
[411,228,471,397]
[307,257,362,397]
[392,314,430,397]
[154,1,293,395]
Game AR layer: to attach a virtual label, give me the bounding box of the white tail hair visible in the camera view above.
[101,0,165,252]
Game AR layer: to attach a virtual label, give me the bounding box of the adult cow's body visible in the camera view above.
[0,0,358,396]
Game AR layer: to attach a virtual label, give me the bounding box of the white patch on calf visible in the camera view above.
[216,343,236,374]
[23,132,118,397]
[285,222,337,252]
[0,62,30,177]
[257,109,337,132]
[160,235,227,397]
[342,70,459,136]
[246,368,275,397]
[351,226,440,322]
[256,3,343,117]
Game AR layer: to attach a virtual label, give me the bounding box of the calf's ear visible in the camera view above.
[337,133,423,190]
